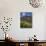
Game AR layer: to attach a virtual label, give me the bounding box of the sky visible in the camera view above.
[20,12,32,17]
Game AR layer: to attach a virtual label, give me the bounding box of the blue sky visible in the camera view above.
[20,12,32,17]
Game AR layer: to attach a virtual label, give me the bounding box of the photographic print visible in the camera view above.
[20,12,32,28]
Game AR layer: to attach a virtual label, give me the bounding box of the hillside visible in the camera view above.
[20,16,32,28]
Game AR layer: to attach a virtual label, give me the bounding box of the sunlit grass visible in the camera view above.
[20,21,32,28]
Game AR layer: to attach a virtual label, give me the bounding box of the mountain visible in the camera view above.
[20,16,32,23]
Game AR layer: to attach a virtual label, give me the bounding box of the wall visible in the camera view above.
[44,14,46,40]
[0,0,46,40]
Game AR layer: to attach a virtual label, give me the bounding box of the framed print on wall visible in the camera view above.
[20,12,32,28]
